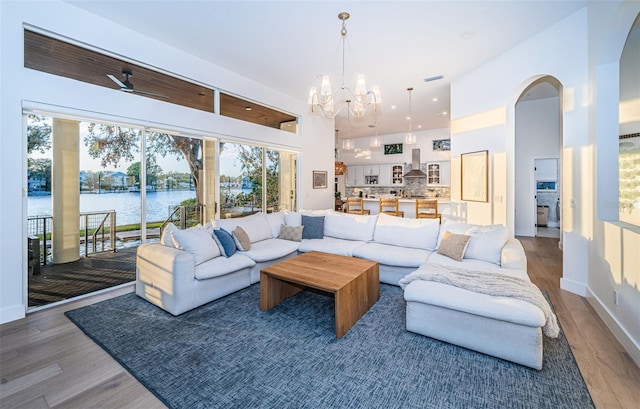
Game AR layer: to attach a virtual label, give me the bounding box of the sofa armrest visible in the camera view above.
[136,242,196,289]
[500,238,527,271]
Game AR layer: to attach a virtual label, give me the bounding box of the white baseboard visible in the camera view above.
[0,304,26,324]
[587,288,640,368]
[560,277,588,297]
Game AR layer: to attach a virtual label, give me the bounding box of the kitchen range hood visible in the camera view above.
[404,149,427,178]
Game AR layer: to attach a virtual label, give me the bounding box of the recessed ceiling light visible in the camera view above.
[391,105,396,110]
[442,111,448,115]
[245,107,252,111]
[432,97,438,102]
[461,31,475,39]
[417,125,422,129]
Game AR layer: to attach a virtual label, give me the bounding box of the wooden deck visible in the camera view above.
[28,247,137,308]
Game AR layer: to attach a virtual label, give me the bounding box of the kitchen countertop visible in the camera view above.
[362,197,450,204]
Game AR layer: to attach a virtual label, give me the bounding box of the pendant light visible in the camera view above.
[404,87,416,145]
[342,99,354,150]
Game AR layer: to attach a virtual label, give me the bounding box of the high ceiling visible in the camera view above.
[66,0,588,139]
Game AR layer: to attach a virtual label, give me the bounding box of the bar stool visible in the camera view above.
[416,199,441,223]
[379,197,404,217]
[346,197,370,215]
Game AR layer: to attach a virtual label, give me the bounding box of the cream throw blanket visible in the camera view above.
[399,264,560,338]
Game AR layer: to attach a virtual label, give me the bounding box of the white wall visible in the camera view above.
[451,1,640,365]
[0,0,333,323]
[515,97,561,236]
[337,128,451,166]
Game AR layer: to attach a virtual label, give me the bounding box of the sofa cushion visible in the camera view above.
[302,215,324,239]
[215,213,273,243]
[424,253,529,280]
[403,280,546,328]
[298,237,366,257]
[213,228,237,257]
[195,253,256,280]
[464,225,509,265]
[232,226,251,251]
[278,224,303,242]
[436,231,470,261]
[437,220,473,247]
[240,238,299,263]
[170,226,220,265]
[352,242,432,267]
[264,212,285,237]
[373,213,440,250]
[324,212,378,242]
[284,211,302,227]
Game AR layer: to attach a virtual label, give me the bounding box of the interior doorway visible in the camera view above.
[514,76,562,243]
[534,158,560,238]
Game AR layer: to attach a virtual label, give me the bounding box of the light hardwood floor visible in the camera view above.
[1,237,639,409]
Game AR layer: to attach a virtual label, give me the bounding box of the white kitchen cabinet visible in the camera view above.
[362,165,379,176]
[426,162,441,185]
[354,166,365,186]
[346,165,360,186]
[391,164,404,185]
[378,164,392,186]
[535,159,558,181]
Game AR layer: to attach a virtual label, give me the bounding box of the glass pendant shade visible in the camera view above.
[342,139,354,150]
[370,137,382,149]
[404,132,416,145]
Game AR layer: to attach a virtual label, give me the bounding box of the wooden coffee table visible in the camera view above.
[259,251,380,339]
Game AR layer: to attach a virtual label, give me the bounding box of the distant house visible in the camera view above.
[105,171,128,191]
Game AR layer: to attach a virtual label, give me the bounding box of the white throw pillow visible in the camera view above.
[214,213,272,243]
[264,211,285,238]
[373,213,440,251]
[464,225,509,265]
[170,226,221,265]
[436,220,472,247]
[284,211,302,227]
[160,222,178,247]
[324,212,378,242]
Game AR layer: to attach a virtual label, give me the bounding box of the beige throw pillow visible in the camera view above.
[232,226,252,251]
[436,231,471,261]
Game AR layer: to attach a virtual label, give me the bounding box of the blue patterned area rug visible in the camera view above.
[65,284,594,409]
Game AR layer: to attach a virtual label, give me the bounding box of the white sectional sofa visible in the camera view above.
[136,210,556,369]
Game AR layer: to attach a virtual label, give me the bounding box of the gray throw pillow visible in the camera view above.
[278,224,304,242]
[301,215,324,240]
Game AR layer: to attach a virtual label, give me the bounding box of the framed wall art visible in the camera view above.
[312,170,327,189]
[383,143,403,155]
[461,150,488,202]
[432,138,450,151]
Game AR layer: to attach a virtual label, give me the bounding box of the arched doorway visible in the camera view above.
[514,77,563,243]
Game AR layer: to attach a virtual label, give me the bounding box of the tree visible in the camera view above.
[235,144,280,210]
[27,115,51,157]
[84,125,203,203]
[126,160,163,187]
[28,158,52,191]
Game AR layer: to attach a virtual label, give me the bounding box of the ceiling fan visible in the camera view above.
[107,69,169,99]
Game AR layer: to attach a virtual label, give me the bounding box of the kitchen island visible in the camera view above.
[361,197,451,219]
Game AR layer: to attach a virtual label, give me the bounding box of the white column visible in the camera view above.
[52,119,80,263]
[202,140,216,221]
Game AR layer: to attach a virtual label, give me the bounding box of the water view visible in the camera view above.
[28,190,197,226]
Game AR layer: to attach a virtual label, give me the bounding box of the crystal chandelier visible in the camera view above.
[308,12,382,119]
[404,87,416,145]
